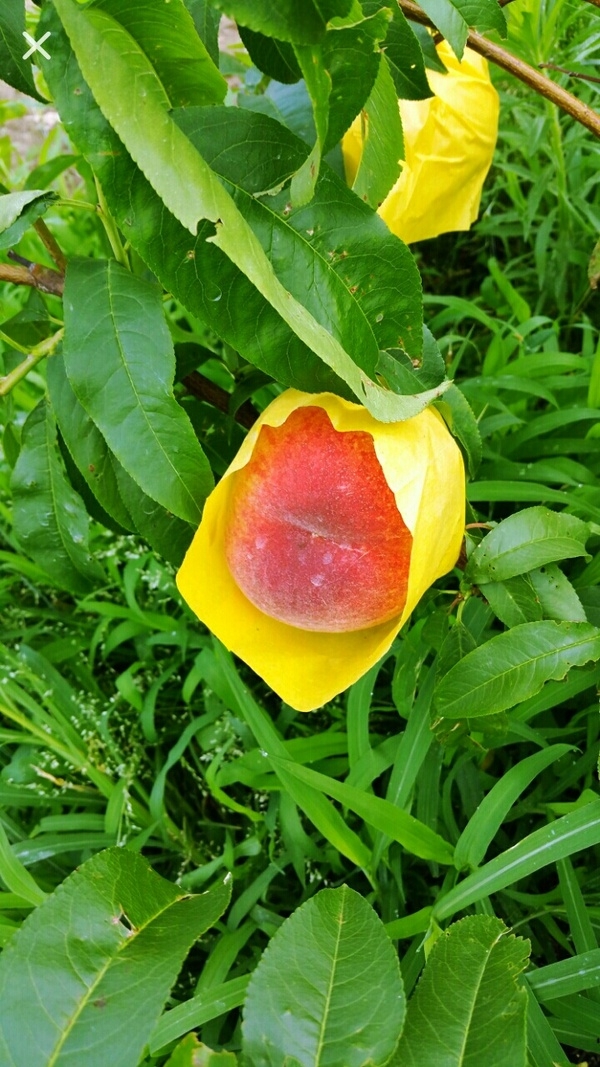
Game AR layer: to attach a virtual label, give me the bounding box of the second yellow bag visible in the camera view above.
[343,42,500,244]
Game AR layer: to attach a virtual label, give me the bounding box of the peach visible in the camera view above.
[224,406,412,632]
[176,390,465,711]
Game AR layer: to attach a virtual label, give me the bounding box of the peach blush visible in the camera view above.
[224,406,412,632]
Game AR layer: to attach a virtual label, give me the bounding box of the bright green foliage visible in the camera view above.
[0,849,232,1067]
[242,885,405,1067]
[391,916,529,1067]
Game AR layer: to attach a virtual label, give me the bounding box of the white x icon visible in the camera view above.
[22,30,52,61]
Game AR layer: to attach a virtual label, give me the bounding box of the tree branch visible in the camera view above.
[397,0,600,139]
[183,371,257,428]
[539,62,600,87]
[33,219,67,272]
[1,257,65,297]
[0,329,64,397]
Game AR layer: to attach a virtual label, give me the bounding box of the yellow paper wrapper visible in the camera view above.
[177,391,465,711]
[343,42,499,244]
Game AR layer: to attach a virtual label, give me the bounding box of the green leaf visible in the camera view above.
[46,348,135,532]
[43,1,423,385]
[390,916,529,1067]
[0,849,231,1067]
[453,744,574,871]
[0,1,45,100]
[0,822,46,907]
[114,462,194,567]
[90,0,227,106]
[529,564,587,623]
[465,507,591,585]
[51,0,438,420]
[350,55,403,210]
[150,976,249,1054]
[238,24,302,83]
[435,800,600,921]
[165,1034,238,1067]
[205,0,353,44]
[479,574,543,629]
[434,621,600,719]
[11,400,106,595]
[527,949,600,1002]
[292,9,391,204]
[362,0,431,100]
[417,0,506,59]
[435,384,482,479]
[242,886,405,1067]
[269,754,455,864]
[0,190,58,249]
[62,258,213,524]
[184,0,221,65]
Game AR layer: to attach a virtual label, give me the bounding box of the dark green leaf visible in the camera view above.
[434,621,600,719]
[349,55,403,210]
[417,0,506,59]
[362,0,431,99]
[291,9,390,204]
[46,348,135,532]
[62,258,213,524]
[204,0,352,44]
[11,400,105,595]
[391,916,529,1067]
[43,9,432,417]
[1,287,50,349]
[114,462,194,567]
[465,507,591,584]
[436,621,477,681]
[184,0,221,65]
[435,384,482,478]
[243,886,404,1067]
[51,0,434,419]
[238,24,301,83]
[0,190,58,249]
[0,849,231,1067]
[480,574,543,628]
[411,23,448,72]
[529,564,587,623]
[0,0,45,100]
[58,430,132,535]
[90,0,226,106]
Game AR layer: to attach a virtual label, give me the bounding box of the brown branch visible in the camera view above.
[0,258,65,296]
[33,219,67,272]
[183,371,257,428]
[397,0,600,139]
[539,62,600,87]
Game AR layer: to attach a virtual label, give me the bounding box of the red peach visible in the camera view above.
[224,406,413,632]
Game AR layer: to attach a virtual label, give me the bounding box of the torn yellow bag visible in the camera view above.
[342,42,500,244]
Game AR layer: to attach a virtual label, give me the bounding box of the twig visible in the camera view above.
[183,371,257,428]
[397,0,600,139]
[1,257,65,296]
[0,328,64,397]
[539,62,600,87]
[33,219,67,272]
